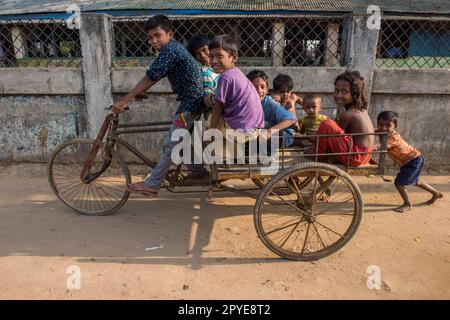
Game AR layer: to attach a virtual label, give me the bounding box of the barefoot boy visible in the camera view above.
[377,111,443,213]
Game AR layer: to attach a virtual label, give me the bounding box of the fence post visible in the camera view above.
[79,13,113,138]
[272,21,285,67]
[346,14,380,104]
[11,26,25,59]
[325,23,339,66]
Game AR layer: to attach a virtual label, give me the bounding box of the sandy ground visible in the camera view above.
[0,163,449,300]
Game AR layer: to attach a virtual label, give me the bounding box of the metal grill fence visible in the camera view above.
[0,14,449,69]
[0,18,81,67]
[111,16,346,68]
[376,17,450,69]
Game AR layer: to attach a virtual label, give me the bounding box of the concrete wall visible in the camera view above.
[0,94,86,161]
[1,67,449,169]
[0,13,449,172]
[370,69,450,172]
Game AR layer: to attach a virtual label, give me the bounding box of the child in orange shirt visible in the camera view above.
[377,111,443,213]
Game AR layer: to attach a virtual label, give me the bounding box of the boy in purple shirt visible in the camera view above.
[207,34,264,136]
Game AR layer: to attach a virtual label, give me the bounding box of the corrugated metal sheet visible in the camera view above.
[0,0,449,16]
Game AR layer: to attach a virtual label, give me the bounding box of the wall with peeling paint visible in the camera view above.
[0,95,86,161]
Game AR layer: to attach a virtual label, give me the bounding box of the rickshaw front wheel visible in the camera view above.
[48,139,131,216]
[254,162,363,261]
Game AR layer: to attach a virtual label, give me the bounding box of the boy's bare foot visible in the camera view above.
[426,192,443,205]
[393,204,412,213]
[127,182,158,197]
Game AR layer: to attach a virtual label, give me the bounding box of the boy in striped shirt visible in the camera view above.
[187,34,219,115]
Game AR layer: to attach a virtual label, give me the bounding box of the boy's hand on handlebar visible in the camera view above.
[112,99,129,113]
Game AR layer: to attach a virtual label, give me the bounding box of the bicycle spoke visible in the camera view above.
[311,222,326,250]
[313,220,346,239]
[94,181,122,203]
[268,190,309,217]
[265,217,303,235]
[66,183,85,205]
[300,222,311,255]
[280,216,305,249]
[91,183,108,212]
[286,177,310,210]
[315,197,355,216]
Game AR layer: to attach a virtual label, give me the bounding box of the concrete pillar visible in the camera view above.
[272,21,285,67]
[325,23,339,66]
[11,26,25,59]
[346,14,380,104]
[340,17,352,66]
[120,33,126,57]
[80,13,113,138]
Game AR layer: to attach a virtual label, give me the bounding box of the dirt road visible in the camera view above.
[0,164,449,299]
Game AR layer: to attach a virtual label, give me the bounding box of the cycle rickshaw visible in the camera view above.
[48,96,388,261]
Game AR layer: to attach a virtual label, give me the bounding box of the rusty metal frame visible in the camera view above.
[81,112,389,195]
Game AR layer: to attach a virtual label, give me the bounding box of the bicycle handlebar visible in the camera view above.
[135,93,149,101]
[106,93,149,113]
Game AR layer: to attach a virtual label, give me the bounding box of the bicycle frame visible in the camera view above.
[80,112,172,183]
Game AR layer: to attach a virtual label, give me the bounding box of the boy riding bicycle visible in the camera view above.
[113,15,205,197]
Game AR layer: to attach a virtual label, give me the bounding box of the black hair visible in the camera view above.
[186,34,209,57]
[377,110,398,127]
[273,74,294,91]
[334,70,368,111]
[246,70,269,86]
[144,15,173,33]
[303,93,322,105]
[269,89,280,96]
[208,34,240,56]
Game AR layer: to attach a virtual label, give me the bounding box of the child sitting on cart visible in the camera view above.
[272,74,303,131]
[295,94,328,147]
[186,33,220,112]
[314,71,374,167]
[207,34,265,152]
[247,69,296,148]
[269,89,282,104]
[112,15,206,197]
[298,94,328,136]
[377,111,443,213]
